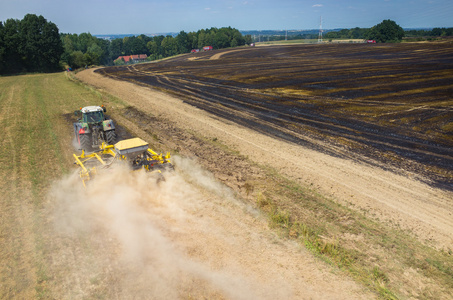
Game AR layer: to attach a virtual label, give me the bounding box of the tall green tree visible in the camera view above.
[110,38,123,59]
[161,36,178,56]
[365,19,404,43]
[0,22,5,74]
[2,18,21,73]
[214,31,230,48]
[0,14,62,73]
[60,32,111,68]
[176,30,190,53]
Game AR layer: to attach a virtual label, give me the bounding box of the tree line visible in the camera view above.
[0,14,63,74]
[62,27,252,68]
[405,27,453,38]
[325,20,405,43]
[1,15,452,75]
[0,14,251,74]
[113,27,251,64]
[325,20,453,43]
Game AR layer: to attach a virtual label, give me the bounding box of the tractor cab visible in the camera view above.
[80,106,106,124]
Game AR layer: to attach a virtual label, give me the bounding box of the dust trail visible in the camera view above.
[50,159,292,299]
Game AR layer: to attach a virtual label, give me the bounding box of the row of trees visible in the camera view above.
[405,27,453,37]
[0,14,252,73]
[325,20,453,43]
[2,15,452,74]
[325,20,405,43]
[113,27,252,63]
[0,14,63,74]
[324,28,369,40]
[62,27,252,68]
[61,33,110,68]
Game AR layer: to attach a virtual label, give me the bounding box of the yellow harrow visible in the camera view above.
[73,137,172,187]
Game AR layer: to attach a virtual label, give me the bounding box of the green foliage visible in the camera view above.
[161,36,179,57]
[60,32,110,69]
[60,27,248,66]
[143,27,247,62]
[325,25,453,43]
[324,27,368,40]
[405,27,453,38]
[0,14,63,74]
[176,30,190,53]
[1,14,249,70]
[364,19,405,43]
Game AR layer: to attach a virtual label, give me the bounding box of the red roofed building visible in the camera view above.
[114,54,148,65]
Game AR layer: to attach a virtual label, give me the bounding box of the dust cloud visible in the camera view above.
[50,157,291,299]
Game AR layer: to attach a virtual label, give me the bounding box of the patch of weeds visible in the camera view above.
[269,208,290,229]
[425,258,453,279]
[255,192,273,211]
[372,266,389,283]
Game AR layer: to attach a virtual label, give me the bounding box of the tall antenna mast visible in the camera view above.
[318,16,323,43]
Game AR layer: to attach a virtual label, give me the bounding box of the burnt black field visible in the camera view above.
[96,43,453,189]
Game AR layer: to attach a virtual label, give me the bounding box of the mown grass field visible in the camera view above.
[0,71,452,299]
[0,72,126,299]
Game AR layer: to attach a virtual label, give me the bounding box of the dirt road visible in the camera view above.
[76,68,453,252]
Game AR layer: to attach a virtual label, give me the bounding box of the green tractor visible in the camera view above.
[74,105,117,150]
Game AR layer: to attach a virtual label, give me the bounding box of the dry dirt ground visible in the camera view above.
[72,59,453,298]
[65,73,380,299]
[76,65,453,254]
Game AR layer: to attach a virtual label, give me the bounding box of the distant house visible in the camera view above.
[114,54,148,64]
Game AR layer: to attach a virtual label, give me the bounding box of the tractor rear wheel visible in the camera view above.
[79,134,90,150]
[106,130,117,144]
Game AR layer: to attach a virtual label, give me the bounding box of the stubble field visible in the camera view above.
[98,43,453,188]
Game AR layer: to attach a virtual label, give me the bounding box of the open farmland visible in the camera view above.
[98,43,453,188]
[2,42,453,300]
[1,73,378,299]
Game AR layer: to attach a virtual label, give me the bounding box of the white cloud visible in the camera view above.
[312,4,323,7]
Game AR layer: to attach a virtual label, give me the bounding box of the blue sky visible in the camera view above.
[1,0,452,34]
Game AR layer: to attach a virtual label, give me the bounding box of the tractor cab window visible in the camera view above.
[83,111,104,123]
